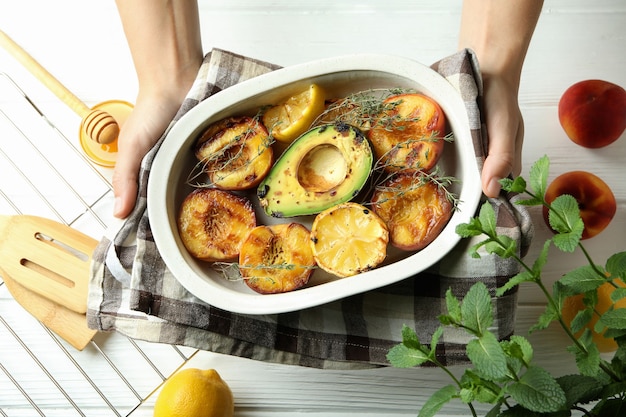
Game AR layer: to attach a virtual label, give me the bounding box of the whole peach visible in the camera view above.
[558,79,626,148]
[542,170,616,240]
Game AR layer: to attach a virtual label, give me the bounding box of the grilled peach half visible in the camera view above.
[195,116,273,190]
[371,172,452,251]
[178,188,256,261]
[239,223,316,294]
[368,93,446,173]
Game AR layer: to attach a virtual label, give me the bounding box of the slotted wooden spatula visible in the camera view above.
[0,215,98,350]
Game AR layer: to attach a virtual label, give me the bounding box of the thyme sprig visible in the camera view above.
[212,261,318,282]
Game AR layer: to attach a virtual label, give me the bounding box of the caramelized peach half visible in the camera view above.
[368,93,446,173]
[195,116,273,190]
[239,223,316,294]
[178,188,256,261]
[371,172,453,251]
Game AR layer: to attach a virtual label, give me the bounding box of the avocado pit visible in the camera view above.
[297,144,348,193]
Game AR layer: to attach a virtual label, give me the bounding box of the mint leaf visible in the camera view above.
[568,329,601,377]
[599,308,626,329]
[530,282,564,333]
[461,282,493,335]
[548,195,584,251]
[387,325,432,367]
[455,217,484,238]
[430,326,444,356]
[532,239,551,275]
[556,374,603,407]
[507,366,566,412]
[528,155,549,197]
[467,332,508,381]
[500,176,526,194]
[611,287,626,304]
[591,397,626,417]
[484,235,517,259]
[559,265,607,295]
[509,335,534,366]
[606,251,626,279]
[418,384,457,417]
[478,201,497,237]
[445,288,462,323]
[460,369,502,404]
[570,308,593,333]
[501,336,532,375]
[530,303,559,333]
[387,344,430,368]
[496,270,533,297]
[400,324,420,349]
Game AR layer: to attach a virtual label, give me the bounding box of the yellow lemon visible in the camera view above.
[262,84,326,143]
[561,279,626,353]
[310,202,389,277]
[153,368,234,417]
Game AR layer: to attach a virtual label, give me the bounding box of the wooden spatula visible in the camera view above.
[0,215,98,350]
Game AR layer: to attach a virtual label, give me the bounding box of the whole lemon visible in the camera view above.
[154,368,234,417]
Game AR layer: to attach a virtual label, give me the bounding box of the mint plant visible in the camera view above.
[387,155,626,416]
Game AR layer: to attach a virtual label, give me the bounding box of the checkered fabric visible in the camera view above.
[87,48,533,369]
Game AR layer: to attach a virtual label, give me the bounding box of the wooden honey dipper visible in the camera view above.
[0,30,119,144]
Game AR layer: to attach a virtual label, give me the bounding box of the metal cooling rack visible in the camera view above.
[0,73,197,416]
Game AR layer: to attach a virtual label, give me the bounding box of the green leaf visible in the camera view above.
[570,308,593,333]
[528,154,550,198]
[599,308,626,330]
[591,397,626,417]
[530,282,564,333]
[467,332,508,381]
[500,176,526,194]
[445,288,462,323]
[496,270,534,297]
[532,239,551,275]
[530,303,559,333]
[506,366,566,412]
[509,335,534,366]
[559,265,607,295]
[568,329,601,377]
[548,195,584,250]
[484,235,517,259]
[387,344,430,368]
[417,384,457,417]
[459,370,502,404]
[400,324,420,348]
[611,287,626,304]
[430,326,444,356]
[556,374,603,406]
[478,201,497,237]
[603,327,626,339]
[606,251,626,279]
[461,282,493,335]
[455,218,484,238]
[501,335,533,375]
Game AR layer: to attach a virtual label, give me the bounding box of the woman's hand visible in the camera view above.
[480,73,525,197]
[112,91,186,218]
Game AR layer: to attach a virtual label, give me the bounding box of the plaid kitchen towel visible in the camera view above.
[87,48,533,369]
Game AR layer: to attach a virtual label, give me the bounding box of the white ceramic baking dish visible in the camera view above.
[148,54,481,314]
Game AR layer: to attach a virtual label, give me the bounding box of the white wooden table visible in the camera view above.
[1,1,624,416]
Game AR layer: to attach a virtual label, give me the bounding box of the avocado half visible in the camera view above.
[257,123,373,217]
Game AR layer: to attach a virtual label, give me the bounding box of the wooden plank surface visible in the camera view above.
[0,1,624,415]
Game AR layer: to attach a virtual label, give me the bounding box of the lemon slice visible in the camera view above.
[310,202,389,277]
[262,84,326,143]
